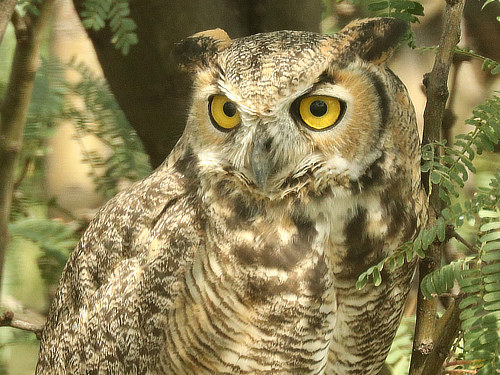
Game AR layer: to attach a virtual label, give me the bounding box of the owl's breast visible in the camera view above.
[162,193,338,374]
[308,185,419,281]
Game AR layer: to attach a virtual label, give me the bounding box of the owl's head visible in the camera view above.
[172,18,417,200]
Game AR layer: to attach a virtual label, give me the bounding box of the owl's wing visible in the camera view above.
[36,161,203,374]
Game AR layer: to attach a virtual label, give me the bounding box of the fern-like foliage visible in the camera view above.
[366,0,424,22]
[79,0,138,55]
[462,208,500,374]
[357,94,500,290]
[455,47,500,75]
[8,218,79,285]
[17,0,138,54]
[10,58,69,220]
[64,59,151,199]
[421,174,500,374]
[7,57,150,286]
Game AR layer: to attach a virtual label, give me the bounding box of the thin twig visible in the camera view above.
[0,310,44,339]
[446,360,483,367]
[447,227,479,253]
[431,292,461,299]
[13,156,33,190]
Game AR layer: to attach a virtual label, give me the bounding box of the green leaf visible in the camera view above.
[480,231,500,243]
[459,153,477,173]
[449,170,465,187]
[480,221,500,232]
[373,266,382,287]
[436,218,447,242]
[356,272,368,290]
[483,300,500,312]
[485,281,500,292]
[482,251,500,262]
[483,291,500,303]
[461,316,483,331]
[483,241,500,252]
[454,162,469,181]
[368,1,389,11]
[459,295,482,310]
[430,171,441,184]
[459,307,476,322]
[482,262,500,275]
[479,209,500,219]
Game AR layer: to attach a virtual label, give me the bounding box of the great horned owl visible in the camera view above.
[36,17,427,375]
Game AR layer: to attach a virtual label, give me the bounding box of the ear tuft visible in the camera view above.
[173,28,232,71]
[338,18,408,64]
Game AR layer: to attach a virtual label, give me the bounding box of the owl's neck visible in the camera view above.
[171,146,422,277]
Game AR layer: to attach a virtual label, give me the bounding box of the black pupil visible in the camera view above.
[223,101,237,117]
[310,100,327,117]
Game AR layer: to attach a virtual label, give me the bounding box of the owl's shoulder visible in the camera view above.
[52,159,201,310]
[37,164,205,373]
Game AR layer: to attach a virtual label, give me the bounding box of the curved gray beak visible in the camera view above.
[251,133,273,190]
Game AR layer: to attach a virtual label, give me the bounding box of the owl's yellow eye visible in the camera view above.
[209,95,241,130]
[298,95,343,130]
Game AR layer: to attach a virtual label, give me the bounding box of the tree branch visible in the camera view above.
[423,296,464,374]
[409,0,466,374]
[0,0,17,45]
[447,226,479,253]
[0,310,45,339]
[0,0,56,301]
[410,221,442,375]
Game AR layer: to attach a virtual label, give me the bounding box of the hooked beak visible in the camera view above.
[251,132,273,190]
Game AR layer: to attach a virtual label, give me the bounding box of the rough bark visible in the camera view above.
[72,0,322,167]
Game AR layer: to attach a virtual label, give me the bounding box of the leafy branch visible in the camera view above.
[421,180,500,374]
[357,93,500,293]
[356,3,500,371]
[64,59,151,198]
[367,0,425,23]
[5,55,150,287]
[366,0,424,47]
[78,0,138,55]
[454,47,500,75]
